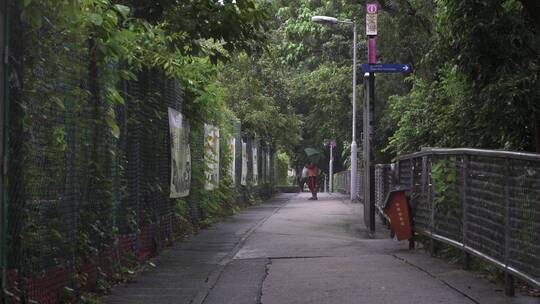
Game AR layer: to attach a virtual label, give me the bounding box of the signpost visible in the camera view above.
[362,64,413,74]
[363,3,413,235]
[364,3,377,234]
[326,139,336,193]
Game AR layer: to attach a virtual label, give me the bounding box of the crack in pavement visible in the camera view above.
[391,253,481,304]
[194,196,293,304]
[268,256,331,260]
[259,259,272,304]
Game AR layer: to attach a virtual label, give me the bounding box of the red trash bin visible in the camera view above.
[383,189,412,241]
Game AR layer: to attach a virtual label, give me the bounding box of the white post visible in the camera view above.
[329,144,333,193]
[350,21,358,202]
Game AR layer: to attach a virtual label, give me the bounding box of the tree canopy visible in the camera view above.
[15,0,540,172]
[219,0,540,171]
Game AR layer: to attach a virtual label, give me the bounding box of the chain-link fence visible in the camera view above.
[333,159,364,200]
[374,164,393,225]
[333,170,350,194]
[337,148,540,291]
[2,13,277,304]
[376,148,540,292]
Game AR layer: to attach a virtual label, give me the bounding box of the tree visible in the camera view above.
[384,0,540,154]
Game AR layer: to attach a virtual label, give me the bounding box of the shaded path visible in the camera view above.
[102,193,535,304]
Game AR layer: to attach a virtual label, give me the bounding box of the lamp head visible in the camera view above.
[311,16,339,24]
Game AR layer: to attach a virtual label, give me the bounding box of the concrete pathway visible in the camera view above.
[102,193,538,304]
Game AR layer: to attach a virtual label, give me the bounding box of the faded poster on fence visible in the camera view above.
[241,140,248,186]
[261,149,267,182]
[228,137,236,183]
[266,150,271,182]
[204,124,220,190]
[168,108,191,198]
[252,145,258,185]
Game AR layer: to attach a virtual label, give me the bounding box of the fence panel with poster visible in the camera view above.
[252,142,259,186]
[241,140,248,186]
[3,41,277,304]
[229,137,236,183]
[204,124,220,191]
[169,108,191,198]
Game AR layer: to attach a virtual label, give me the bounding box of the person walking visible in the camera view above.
[307,162,319,200]
[299,163,309,192]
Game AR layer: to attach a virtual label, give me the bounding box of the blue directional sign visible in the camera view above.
[362,64,413,74]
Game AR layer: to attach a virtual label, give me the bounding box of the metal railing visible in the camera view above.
[374,164,393,218]
[333,166,364,202]
[376,148,540,292]
[334,170,350,194]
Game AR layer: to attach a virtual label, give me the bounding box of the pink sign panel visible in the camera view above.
[366,3,378,35]
[366,3,378,14]
[368,37,376,64]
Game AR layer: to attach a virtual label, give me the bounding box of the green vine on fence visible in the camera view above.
[431,158,461,219]
[8,0,275,302]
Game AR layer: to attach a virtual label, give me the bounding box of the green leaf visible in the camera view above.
[23,0,32,7]
[52,96,65,110]
[106,88,125,105]
[106,118,120,139]
[114,4,130,19]
[119,70,137,81]
[21,7,43,28]
[89,13,103,26]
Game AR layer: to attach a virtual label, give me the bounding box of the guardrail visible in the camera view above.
[334,170,350,194]
[374,164,393,220]
[333,166,364,202]
[376,148,540,295]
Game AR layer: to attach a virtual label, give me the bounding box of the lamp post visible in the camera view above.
[329,142,333,193]
[328,139,335,193]
[312,16,358,202]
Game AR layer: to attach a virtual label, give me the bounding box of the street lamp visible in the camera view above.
[311,16,358,203]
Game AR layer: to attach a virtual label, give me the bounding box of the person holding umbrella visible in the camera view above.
[306,161,319,200]
[304,148,321,200]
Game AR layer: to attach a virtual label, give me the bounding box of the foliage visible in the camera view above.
[384,0,540,155]
[131,0,271,61]
[431,158,460,218]
[8,0,273,302]
[10,0,540,301]
[218,53,301,150]
[218,0,366,174]
[240,0,540,160]
[276,152,290,185]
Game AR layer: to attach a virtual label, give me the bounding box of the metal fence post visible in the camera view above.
[394,159,401,186]
[414,155,428,251]
[408,159,415,250]
[409,159,414,190]
[0,2,6,301]
[408,157,416,250]
[421,156,427,195]
[428,155,437,256]
[461,155,471,270]
[503,158,514,296]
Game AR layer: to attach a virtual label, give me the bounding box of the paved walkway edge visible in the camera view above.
[192,196,291,304]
